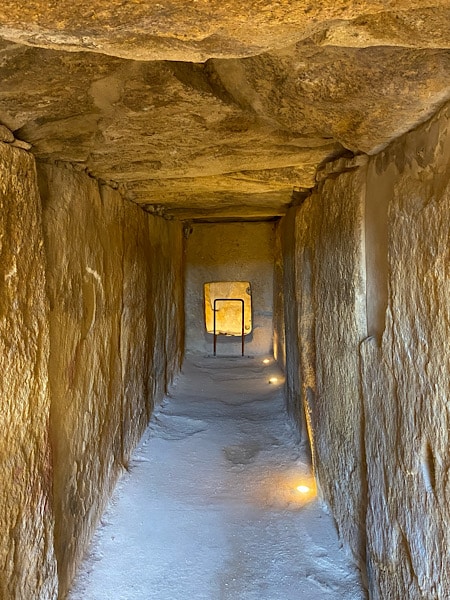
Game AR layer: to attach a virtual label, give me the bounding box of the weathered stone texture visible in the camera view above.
[120,201,155,460]
[148,216,185,401]
[280,103,450,598]
[312,166,368,566]
[274,208,305,438]
[185,222,274,356]
[0,144,57,599]
[362,104,450,599]
[40,164,126,596]
[272,220,285,368]
[283,165,368,564]
[38,162,184,597]
[121,205,184,462]
[0,39,448,219]
[0,1,448,61]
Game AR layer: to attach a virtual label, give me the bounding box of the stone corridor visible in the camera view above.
[0,3,449,599]
[68,357,364,600]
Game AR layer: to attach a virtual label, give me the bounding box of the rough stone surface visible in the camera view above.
[0,38,448,218]
[0,3,449,598]
[277,103,450,598]
[311,167,368,568]
[0,143,58,599]
[279,165,368,566]
[38,162,184,598]
[185,222,274,356]
[39,164,125,597]
[0,2,448,61]
[361,104,450,599]
[120,203,185,461]
[10,138,32,150]
[274,209,305,439]
[119,201,153,459]
[147,215,185,401]
[272,219,285,368]
[0,123,14,142]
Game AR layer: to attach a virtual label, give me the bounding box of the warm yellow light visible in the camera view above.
[263,359,270,364]
[268,377,278,384]
[296,485,310,493]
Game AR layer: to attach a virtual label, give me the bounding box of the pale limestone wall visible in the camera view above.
[361,104,450,599]
[121,206,184,459]
[274,209,307,439]
[272,220,285,367]
[38,163,184,597]
[185,222,274,356]
[0,144,58,599]
[281,165,368,566]
[279,103,450,597]
[311,165,368,568]
[121,201,154,458]
[148,216,185,400]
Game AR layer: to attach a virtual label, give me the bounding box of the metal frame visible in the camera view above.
[213,298,245,357]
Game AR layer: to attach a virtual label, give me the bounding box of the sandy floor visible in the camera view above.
[69,356,366,600]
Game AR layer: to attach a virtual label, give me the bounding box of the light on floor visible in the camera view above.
[263,358,270,364]
[296,485,310,493]
[253,471,317,509]
[268,377,278,384]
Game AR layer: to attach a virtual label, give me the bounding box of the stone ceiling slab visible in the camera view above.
[0,24,449,219]
[0,2,448,61]
[211,46,450,154]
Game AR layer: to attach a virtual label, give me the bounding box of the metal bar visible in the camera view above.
[213,298,245,357]
[241,299,245,356]
[213,301,217,356]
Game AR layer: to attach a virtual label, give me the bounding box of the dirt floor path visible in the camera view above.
[69,356,365,600]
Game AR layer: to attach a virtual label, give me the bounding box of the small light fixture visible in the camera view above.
[296,485,310,494]
[268,377,278,384]
[263,358,270,364]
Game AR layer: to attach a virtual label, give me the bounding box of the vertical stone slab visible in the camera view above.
[0,144,57,599]
[39,164,125,597]
[313,166,368,564]
[294,197,321,462]
[120,201,153,461]
[272,220,286,367]
[161,219,185,388]
[278,208,305,434]
[148,216,184,403]
[362,104,450,599]
[292,163,368,567]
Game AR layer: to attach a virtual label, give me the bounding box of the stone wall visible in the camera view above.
[274,209,306,439]
[185,222,275,356]
[0,150,184,599]
[38,163,184,597]
[277,103,450,597]
[276,160,368,567]
[0,144,58,599]
[361,104,450,599]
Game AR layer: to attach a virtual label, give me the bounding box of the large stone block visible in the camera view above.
[39,164,125,596]
[294,165,368,566]
[120,201,154,461]
[38,162,185,596]
[0,1,447,61]
[281,102,450,598]
[362,103,450,599]
[0,143,57,599]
